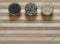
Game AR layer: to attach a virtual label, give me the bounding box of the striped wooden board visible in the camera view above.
[0,1,60,44]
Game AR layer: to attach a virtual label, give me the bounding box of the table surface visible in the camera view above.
[0,0,60,2]
[0,0,60,44]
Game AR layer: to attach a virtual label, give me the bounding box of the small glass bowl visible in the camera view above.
[41,2,54,15]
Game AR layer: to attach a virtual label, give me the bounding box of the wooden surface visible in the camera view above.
[0,0,60,44]
[0,0,60,2]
